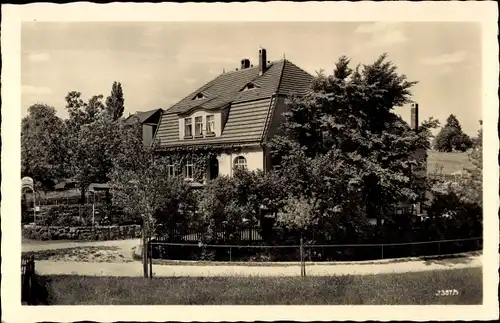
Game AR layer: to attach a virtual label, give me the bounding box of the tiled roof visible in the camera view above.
[125,108,162,125]
[155,59,314,148]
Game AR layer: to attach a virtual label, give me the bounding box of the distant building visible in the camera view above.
[125,108,163,147]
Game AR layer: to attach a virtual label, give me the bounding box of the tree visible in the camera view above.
[455,120,482,206]
[109,138,191,276]
[434,114,473,152]
[270,54,438,236]
[427,120,482,241]
[472,120,483,149]
[21,104,69,188]
[64,91,108,203]
[105,81,125,121]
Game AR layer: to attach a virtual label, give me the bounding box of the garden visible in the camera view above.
[21,54,483,262]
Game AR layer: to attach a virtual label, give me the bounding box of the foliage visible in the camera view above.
[270,54,438,231]
[471,120,483,149]
[109,140,193,236]
[158,145,243,183]
[434,114,473,152]
[276,195,317,231]
[64,90,142,203]
[105,81,125,121]
[40,204,93,226]
[21,104,69,188]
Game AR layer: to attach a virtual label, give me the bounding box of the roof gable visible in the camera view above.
[125,108,163,125]
[155,58,314,148]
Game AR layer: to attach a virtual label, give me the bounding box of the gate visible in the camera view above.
[21,254,35,305]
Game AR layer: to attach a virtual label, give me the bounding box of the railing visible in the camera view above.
[144,237,483,278]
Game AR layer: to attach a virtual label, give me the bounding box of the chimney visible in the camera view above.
[259,48,267,75]
[411,103,419,131]
[240,58,250,70]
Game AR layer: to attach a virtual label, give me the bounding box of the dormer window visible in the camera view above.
[206,115,215,136]
[195,116,203,137]
[193,93,206,100]
[184,118,192,138]
[241,82,258,91]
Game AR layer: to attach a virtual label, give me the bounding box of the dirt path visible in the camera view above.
[33,254,483,277]
[22,239,141,263]
[22,238,140,252]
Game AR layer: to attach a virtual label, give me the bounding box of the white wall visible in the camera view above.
[178,109,222,139]
[217,147,264,177]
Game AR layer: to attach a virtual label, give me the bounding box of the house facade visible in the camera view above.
[152,48,314,181]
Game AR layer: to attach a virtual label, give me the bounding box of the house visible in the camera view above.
[152,48,314,180]
[125,108,163,147]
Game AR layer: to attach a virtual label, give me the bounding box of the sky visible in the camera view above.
[21,21,482,136]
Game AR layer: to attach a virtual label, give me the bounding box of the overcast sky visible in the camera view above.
[21,21,482,136]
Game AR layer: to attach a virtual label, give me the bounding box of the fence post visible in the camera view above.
[300,237,305,277]
[149,240,153,280]
[229,246,232,262]
[29,256,35,305]
[438,241,441,256]
[381,244,384,260]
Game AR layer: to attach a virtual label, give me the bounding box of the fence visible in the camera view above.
[144,236,483,278]
[155,226,263,244]
[21,254,36,305]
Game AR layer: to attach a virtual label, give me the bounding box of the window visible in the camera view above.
[167,165,175,177]
[184,118,192,138]
[193,93,205,100]
[206,115,215,135]
[195,116,203,136]
[234,156,247,170]
[185,159,194,180]
[242,82,257,91]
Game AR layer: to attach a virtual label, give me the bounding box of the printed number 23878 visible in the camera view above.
[436,289,459,296]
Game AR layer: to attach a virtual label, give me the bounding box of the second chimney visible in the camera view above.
[411,103,419,131]
[240,58,250,70]
[259,48,267,75]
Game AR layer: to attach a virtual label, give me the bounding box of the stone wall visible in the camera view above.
[22,224,141,241]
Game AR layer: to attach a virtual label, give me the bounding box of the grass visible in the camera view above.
[34,268,482,305]
[427,150,474,174]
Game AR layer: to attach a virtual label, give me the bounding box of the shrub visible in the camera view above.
[40,205,92,226]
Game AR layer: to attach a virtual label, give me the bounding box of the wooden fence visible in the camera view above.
[155,225,263,243]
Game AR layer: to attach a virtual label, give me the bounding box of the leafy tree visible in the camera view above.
[109,138,191,275]
[270,54,438,235]
[105,81,125,121]
[455,120,482,206]
[434,114,473,152]
[64,91,109,202]
[472,120,483,149]
[21,104,69,188]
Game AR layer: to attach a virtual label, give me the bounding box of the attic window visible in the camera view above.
[241,82,258,91]
[193,93,206,100]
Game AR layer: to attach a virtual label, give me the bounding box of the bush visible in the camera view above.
[40,205,91,226]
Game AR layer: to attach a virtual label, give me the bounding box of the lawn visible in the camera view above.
[427,150,474,174]
[32,268,481,305]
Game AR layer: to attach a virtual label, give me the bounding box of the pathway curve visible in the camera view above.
[23,239,484,277]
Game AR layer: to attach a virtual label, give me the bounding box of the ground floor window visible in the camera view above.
[167,165,175,177]
[234,156,247,170]
[185,159,194,180]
